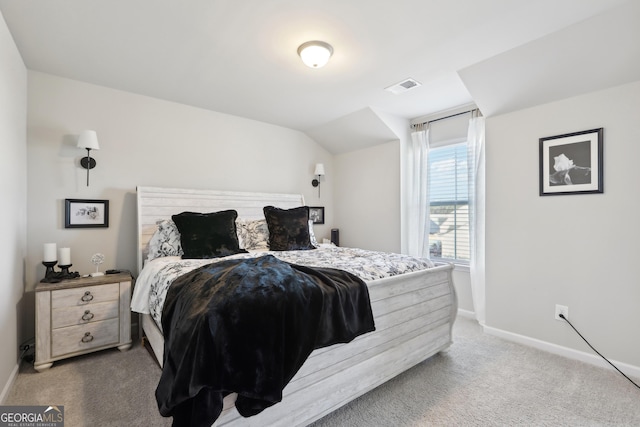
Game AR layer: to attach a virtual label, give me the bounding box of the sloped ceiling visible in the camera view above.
[0,0,636,154]
[459,1,640,117]
[306,107,399,155]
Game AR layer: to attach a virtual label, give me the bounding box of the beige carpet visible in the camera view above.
[5,317,640,426]
[4,340,171,427]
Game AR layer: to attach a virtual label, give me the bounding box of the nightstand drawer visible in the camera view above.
[52,318,120,356]
[52,300,119,329]
[51,283,119,309]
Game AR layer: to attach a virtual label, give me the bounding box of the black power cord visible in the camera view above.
[19,343,34,363]
[558,313,640,390]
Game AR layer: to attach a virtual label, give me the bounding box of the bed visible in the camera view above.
[132,186,457,426]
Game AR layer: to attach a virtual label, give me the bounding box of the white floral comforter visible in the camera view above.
[130,246,434,330]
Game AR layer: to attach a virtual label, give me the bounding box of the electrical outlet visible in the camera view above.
[555,304,569,321]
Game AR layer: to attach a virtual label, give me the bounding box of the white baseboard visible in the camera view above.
[0,363,19,404]
[483,325,640,380]
[456,308,476,320]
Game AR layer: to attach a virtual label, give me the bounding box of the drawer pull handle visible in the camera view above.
[81,291,94,302]
[81,310,95,321]
[81,332,94,343]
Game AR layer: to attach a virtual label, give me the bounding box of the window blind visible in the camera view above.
[428,142,470,262]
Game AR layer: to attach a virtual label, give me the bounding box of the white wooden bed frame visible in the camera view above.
[136,186,457,426]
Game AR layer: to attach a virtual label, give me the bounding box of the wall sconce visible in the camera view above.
[311,163,325,197]
[77,130,100,186]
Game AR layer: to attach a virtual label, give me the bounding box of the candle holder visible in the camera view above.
[43,261,57,278]
[58,264,72,276]
[40,261,80,283]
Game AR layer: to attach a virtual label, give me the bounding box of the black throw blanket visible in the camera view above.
[156,255,375,426]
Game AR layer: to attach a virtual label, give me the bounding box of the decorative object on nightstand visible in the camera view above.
[331,228,339,247]
[40,243,80,283]
[90,253,105,277]
[34,272,133,371]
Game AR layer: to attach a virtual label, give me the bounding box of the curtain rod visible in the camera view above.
[411,108,480,129]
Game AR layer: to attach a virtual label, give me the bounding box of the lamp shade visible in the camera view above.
[77,130,100,150]
[297,41,333,68]
[314,163,325,176]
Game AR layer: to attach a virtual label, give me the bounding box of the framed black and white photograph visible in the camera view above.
[539,128,603,196]
[309,206,325,224]
[65,199,109,228]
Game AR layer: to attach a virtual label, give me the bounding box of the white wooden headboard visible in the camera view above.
[136,186,305,274]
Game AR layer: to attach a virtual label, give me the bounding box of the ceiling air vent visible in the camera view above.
[385,78,422,95]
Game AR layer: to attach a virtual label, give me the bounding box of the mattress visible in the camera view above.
[130,246,435,330]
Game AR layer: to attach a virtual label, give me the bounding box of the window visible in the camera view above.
[428,142,470,262]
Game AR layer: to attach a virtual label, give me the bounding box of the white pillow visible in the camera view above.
[308,220,319,248]
[236,218,319,250]
[236,218,270,251]
[146,219,183,261]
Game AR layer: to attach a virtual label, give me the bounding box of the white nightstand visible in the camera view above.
[34,272,133,372]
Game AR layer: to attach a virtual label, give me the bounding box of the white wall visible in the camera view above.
[24,71,333,338]
[334,141,401,252]
[452,270,473,313]
[0,10,27,401]
[486,80,640,368]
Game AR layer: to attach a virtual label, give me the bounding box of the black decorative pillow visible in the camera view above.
[263,206,316,251]
[171,210,247,259]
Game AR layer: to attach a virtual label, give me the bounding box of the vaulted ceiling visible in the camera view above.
[1,0,638,154]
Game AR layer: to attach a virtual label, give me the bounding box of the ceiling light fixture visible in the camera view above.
[297,41,333,68]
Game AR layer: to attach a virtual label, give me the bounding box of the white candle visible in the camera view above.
[44,243,57,262]
[59,247,71,265]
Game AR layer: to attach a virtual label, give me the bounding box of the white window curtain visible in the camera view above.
[407,125,430,258]
[467,115,486,325]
